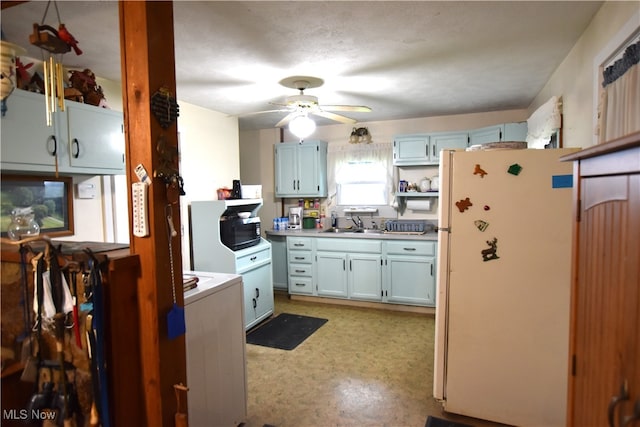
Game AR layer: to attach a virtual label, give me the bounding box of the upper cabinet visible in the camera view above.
[274,140,328,198]
[468,122,528,146]
[1,89,125,174]
[393,132,468,166]
[394,122,527,166]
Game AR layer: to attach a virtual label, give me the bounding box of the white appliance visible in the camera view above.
[433,147,577,427]
[288,206,302,229]
[184,271,247,426]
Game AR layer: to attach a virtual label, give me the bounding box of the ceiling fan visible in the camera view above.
[244,76,372,128]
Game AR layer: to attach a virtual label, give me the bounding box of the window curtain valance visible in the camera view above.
[526,96,562,149]
[602,41,640,87]
[598,39,640,143]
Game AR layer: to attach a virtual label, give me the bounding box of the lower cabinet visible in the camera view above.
[267,235,288,290]
[237,246,273,330]
[316,238,383,301]
[287,236,314,295]
[284,235,436,307]
[384,240,436,305]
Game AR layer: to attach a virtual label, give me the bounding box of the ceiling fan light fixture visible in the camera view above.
[289,114,316,139]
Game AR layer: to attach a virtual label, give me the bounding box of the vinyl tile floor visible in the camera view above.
[242,293,510,427]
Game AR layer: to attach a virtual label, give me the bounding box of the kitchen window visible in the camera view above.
[327,142,393,209]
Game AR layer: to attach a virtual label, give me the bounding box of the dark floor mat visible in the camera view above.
[425,416,474,427]
[246,313,328,350]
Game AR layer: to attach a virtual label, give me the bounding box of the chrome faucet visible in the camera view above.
[351,216,364,229]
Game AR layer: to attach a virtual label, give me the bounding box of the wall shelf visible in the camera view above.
[395,192,439,197]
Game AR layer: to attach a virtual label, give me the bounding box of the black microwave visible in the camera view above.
[220,216,261,251]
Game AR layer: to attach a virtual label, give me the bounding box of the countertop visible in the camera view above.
[265,228,438,241]
[183,270,243,303]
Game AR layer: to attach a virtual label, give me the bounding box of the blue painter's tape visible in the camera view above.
[552,174,573,188]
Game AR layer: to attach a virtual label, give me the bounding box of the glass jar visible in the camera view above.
[7,208,40,241]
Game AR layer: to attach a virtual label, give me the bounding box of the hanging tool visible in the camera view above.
[84,249,110,427]
[174,383,189,427]
[47,243,75,426]
[166,204,186,340]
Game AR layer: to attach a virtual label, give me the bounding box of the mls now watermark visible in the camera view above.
[3,408,58,421]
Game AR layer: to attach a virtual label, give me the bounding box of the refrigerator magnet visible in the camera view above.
[507,163,523,175]
[481,237,499,261]
[473,164,488,178]
[455,197,473,212]
[474,220,489,232]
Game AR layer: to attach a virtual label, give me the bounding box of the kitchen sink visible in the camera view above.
[323,227,362,233]
[322,228,384,234]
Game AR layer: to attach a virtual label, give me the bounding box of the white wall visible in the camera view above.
[177,102,240,269]
[529,1,640,148]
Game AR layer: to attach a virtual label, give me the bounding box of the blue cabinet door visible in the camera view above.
[316,252,348,297]
[430,132,468,162]
[66,102,124,171]
[349,254,382,301]
[469,124,504,145]
[386,255,435,306]
[275,143,297,196]
[393,135,431,165]
[1,89,63,170]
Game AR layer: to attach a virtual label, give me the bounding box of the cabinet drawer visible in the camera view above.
[288,251,312,264]
[236,248,271,272]
[287,237,312,250]
[385,241,435,256]
[289,263,313,276]
[316,238,382,253]
[288,276,314,294]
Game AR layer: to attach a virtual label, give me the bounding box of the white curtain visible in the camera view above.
[598,40,640,142]
[526,96,562,148]
[326,142,393,209]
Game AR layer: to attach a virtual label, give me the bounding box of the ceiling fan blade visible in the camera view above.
[320,105,372,113]
[235,108,289,118]
[275,111,298,127]
[313,110,357,124]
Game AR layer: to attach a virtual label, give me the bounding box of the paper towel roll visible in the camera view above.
[406,199,432,211]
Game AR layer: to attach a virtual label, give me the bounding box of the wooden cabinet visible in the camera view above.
[315,238,383,301]
[1,89,125,174]
[384,240,436,306]
[0,244,143,426]
[274,140,327,197]
[562,132,640,427]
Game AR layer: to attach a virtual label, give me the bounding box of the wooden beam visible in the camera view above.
[0,1,29,10]
[118,2,186,426]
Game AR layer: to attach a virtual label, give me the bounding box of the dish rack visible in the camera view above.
[384,219,431,234]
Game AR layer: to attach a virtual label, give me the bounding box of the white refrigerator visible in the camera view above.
[433,148,578,427]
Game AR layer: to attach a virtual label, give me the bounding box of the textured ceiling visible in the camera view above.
[1,1,603,130]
